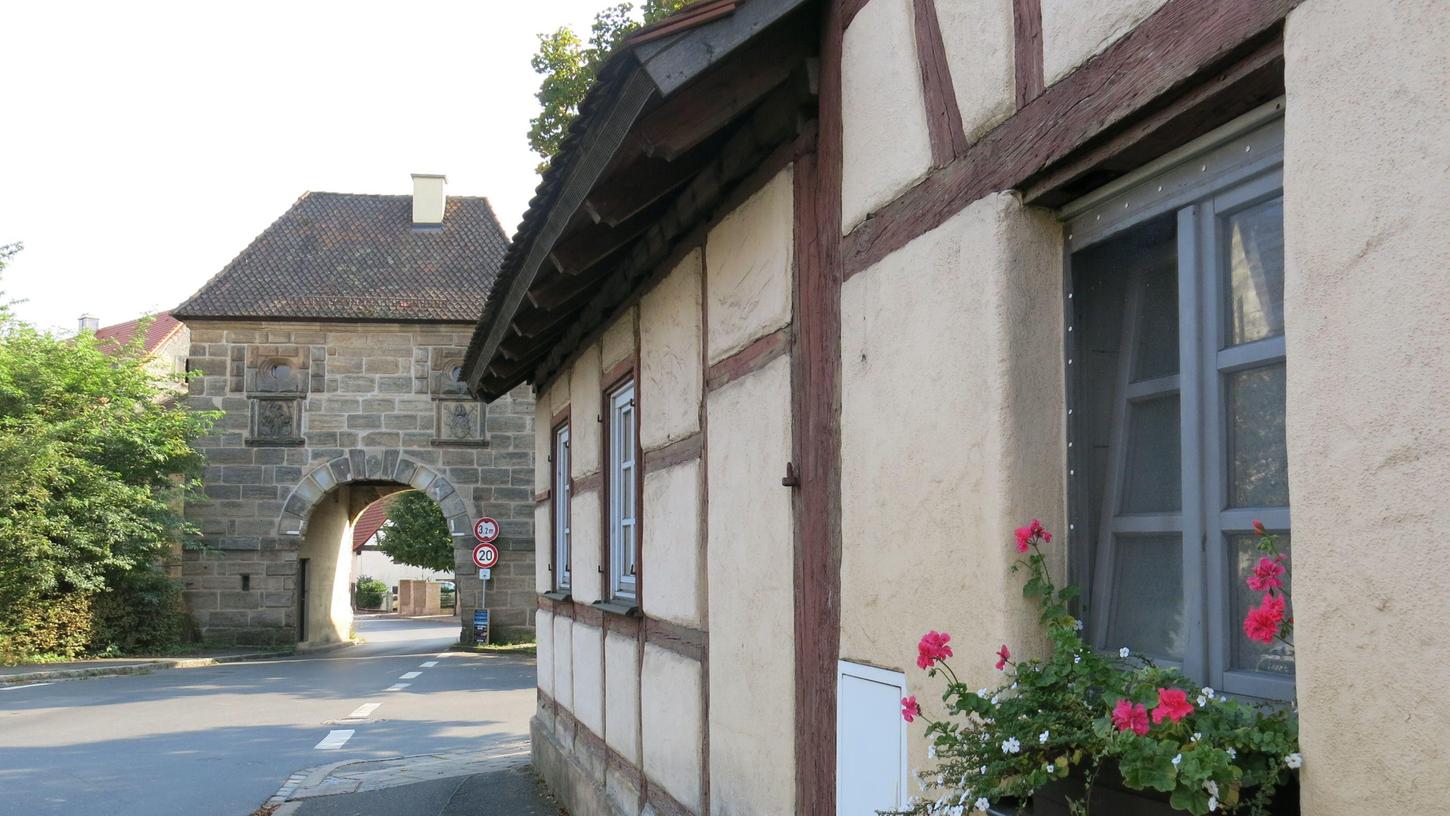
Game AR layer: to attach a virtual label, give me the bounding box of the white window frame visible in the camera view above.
[835,661,909,815]
[607,379,637,600]
[553,423,571,591]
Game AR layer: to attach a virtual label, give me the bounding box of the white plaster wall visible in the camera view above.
[839,193,1064,775]
[298,489,355,647]
[706,356,795,814]
[570,489,603,604]
[935,0,1016,140]
[640,249,704,451]
[704,168,794,364]
[842,0,933,231]
[641,643,703,813]
[1040,0,1169,86]
[534,501,551,593]
[554,614,574,710]
[572,621,604,735]
[603,631,640,758]
[547,371,571,416]
[570,343,602,477]
[602,306,637,373]
[536,608,555,697]
[641,460,704,629]
[1283,3,1450,813]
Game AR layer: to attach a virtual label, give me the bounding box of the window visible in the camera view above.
[607,379,638,599]
[1067,111,1291,700]
[553,423,571,591]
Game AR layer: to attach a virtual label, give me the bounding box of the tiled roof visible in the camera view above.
[174,193,509,323]
[353,495,398,552]
[94,312,184,355]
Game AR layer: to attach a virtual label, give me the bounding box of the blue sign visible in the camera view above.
[473,609,490,644]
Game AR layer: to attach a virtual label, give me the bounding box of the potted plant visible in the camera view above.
[899,521,1299,816]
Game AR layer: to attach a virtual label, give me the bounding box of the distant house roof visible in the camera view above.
[174,192,510,323]
[94,312,184,356]
[353,495,398,553]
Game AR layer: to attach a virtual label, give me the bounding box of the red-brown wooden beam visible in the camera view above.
[582,141,718,227]
[1012,0,1045,107]
[841,0,1303,279]
[913,0,968,166]
[548,204,662,276]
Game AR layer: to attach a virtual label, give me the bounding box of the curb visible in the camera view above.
[0,648,299,686]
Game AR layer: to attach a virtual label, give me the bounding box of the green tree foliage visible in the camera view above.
[527,0,689,170]
[377,491,454,573]
[0,245,217,647]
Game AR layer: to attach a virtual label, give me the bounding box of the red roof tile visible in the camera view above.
[93,312,183,356]
[353,495,399,552]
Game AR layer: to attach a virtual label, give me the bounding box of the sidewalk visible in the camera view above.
[261,739,563,816]
[0,648,297,685]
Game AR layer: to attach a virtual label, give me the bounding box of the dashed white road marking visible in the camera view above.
[436,653,451,659]
[398,671,421,680]
[385,682,411,692]
[419,661,438,668]
[343,703,380,720]
[0,682,53,691]
[314,729,355,750]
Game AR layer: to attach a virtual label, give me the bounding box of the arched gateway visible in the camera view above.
[173,177,535,647]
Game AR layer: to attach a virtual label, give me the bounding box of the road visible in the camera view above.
[0,615,535,816]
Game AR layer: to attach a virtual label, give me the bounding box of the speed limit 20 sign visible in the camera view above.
[472,542,499,570]
[472,517,500,543]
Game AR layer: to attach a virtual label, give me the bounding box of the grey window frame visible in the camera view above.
[607,379,638,600]
[1064,100,1293,701]
[554,423,571,591]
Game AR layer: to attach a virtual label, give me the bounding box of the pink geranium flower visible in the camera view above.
[917,630,954,669]
[1247,556,1286,592]
[1151,687,1195,724]
[1244,594,1286,644]
[901,696,921,723]
[1252,519,1267,536]
[1112,699,1150,736]
[995,644,1011,671]
[1013,519,1053,552]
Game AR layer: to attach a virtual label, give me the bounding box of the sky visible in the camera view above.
[0,0,613,334]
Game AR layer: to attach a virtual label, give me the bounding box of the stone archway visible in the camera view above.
[278,451,479,647]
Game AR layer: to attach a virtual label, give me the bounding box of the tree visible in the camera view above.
[527,0,689,170]
[377,491,454,573]
[0,245,218,619]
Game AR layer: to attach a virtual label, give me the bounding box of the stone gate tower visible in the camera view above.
[173,177,535,646]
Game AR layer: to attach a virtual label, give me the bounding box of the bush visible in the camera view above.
[89,568,190,655]
[0,592,95,663]
[355,576,387,609]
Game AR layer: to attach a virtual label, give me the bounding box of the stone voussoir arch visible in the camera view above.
[278,448,474,542]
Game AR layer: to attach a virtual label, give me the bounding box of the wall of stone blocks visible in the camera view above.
[179,319,535,646]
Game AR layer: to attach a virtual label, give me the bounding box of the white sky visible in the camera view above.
[0,0,613,334]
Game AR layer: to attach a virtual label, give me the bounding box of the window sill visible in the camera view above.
[543,590,572,603]
[591,598,640,618]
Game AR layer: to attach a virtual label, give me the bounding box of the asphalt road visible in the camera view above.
[0,615,535,816]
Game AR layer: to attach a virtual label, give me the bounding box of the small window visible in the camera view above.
[1068,114,1291,700]
[607,379,637,600]
[554,423,571,591]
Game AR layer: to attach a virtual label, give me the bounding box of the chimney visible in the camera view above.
[411,173,447,229]
[78,314,99,333]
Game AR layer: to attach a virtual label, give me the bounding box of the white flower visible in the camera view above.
[1001,737,1021,754]
[1285,752,1303,769]
[1039,730,1050,744]
[1044,763,1054,774]
[1201,687,1216,700]
[1119,647,1131,658]
[1208,796,1218,812]
[1171,754,1182,767]
[1226,748,1237,760]
[1074,619,1084,631]
[946,806,964,816]
[1010,682,1018,690]
[1191,732,1202,742]
[928,744,937,759]
[977,688,991,698]
[990,695,1000,706]
[980,765,988,775]
[975,797,991,813]
[1205,780,1219,797]
[1073,654,1082,664]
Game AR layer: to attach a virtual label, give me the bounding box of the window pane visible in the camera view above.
[1228,363,1289,507]
[1132,261,1179,382]
[1106,534,1184,661]
[1120,395,1182,514]
[1230,533,1294,676]
[1224,197,1285,346]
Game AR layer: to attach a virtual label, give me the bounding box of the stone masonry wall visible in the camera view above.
[180,319,535,646]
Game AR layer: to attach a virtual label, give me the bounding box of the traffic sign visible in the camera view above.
[472,541,499,570]
[472,517,500,543]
